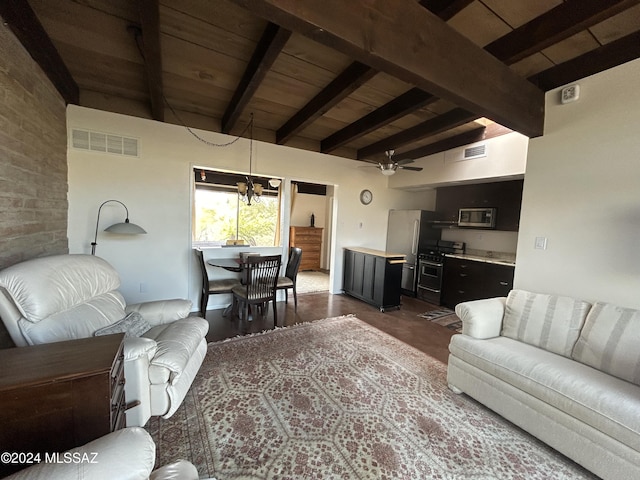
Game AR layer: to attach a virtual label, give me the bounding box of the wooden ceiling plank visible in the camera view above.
[418,0,474,21]
[528,30,640,91]
[357,108,478,159]
[0,0,79,104]
[222,23,291,133]
[276,61,377,144]
[321,88,436,153]
[137,0,164,121]
[486,0,640,65]
[397,126,486,160]
[233,0,544,138]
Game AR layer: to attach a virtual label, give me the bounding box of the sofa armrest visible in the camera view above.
[126,299,193,326]
[4,427,155,480]
[123,336,158,362]
[150,459,200,480]
[455,297,506,339]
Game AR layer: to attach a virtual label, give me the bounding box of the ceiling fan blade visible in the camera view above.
[399,166,423,171]
[396,158,415,166]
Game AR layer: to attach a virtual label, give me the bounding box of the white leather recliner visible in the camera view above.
[0,254,209,427]
[4,427,201,480]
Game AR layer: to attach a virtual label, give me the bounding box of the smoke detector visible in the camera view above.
[561,84,580,104]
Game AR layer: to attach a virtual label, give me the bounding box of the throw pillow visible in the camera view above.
[94,311,150,338]
[572,302,640,386]
[502,290,591,357]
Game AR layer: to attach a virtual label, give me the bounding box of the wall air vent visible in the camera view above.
[71,129,139,157]
[463,144,487,160]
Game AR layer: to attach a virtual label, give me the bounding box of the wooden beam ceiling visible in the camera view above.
[0,0,78,105]
[485,0,640,65]
[358,108,478,159]
[276,61,377,144]
[137,0,164,121]
[230,0,545,138]
[529,30,640,91]
[418,0,474,22]
[222,23,291,134]
[321,88,437,153]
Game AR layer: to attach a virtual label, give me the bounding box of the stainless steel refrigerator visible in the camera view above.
[386,210,440,296]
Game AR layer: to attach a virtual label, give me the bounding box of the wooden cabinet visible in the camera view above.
[436,180,523,231]
[0,334,126,477]
[290,226,323,271]
[343,248,404,312]
[442,256,514,308]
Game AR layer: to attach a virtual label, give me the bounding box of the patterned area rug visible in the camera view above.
[296,270,330,294]
[146,315,596,479]
[418,308,463,332]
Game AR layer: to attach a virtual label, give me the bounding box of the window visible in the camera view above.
[193,169,281,247]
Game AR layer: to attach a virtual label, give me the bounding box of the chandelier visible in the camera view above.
[237,114,263,205]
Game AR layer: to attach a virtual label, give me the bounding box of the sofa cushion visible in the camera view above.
[572,302,640,386]
[95,311,150,338]
[502,289,591,357]
[449,334,640,452]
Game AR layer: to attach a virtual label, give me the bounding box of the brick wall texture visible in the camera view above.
[0,24,69,270]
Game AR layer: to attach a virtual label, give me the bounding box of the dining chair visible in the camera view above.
[195,249,241,316]
[232,254,281,326]
[276,247,303,308]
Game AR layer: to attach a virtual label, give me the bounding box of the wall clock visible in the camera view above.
[359,189,373,205]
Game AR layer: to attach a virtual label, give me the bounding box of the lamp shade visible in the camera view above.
[104,220,147,234]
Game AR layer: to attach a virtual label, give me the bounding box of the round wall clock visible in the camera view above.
[359,189,373,205]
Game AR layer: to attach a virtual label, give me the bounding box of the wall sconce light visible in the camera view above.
[91,199,147,255]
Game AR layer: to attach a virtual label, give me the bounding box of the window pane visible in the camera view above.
[194,186,278,246]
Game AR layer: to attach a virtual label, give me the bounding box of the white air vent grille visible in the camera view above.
[71,129,139,157]
[463,144,487,160]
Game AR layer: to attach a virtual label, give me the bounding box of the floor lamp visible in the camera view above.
[91,200,147,255]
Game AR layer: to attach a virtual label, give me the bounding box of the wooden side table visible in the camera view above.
[0,334,125,477]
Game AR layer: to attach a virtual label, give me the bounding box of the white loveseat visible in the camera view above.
[0,254,209,427]
[447,289,640,480]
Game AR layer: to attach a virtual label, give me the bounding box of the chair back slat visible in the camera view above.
[243,255,281,301]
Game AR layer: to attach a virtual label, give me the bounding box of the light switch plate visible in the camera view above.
[534,237,548,250]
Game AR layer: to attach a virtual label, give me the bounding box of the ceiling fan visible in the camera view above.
[362,150,423,176]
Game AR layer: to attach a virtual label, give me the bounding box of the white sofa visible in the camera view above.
[0,254,209,427]
[4,427,200,480]
[447,289,640,480]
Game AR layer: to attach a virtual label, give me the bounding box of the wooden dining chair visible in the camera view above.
[195,249,241,317]
[276,247,303,308]
[231,254,281,325]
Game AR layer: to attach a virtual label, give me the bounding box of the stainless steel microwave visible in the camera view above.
[458,207,496,228]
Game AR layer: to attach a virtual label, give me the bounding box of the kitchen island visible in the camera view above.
[343,247,406,312]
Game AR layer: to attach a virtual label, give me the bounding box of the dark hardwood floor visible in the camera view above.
[203,292,456,364]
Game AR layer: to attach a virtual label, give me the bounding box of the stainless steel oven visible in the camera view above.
[417,257,444,305]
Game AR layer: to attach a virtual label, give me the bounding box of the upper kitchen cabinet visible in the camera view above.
[436,180,523,231]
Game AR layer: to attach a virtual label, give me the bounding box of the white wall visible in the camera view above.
[515,58,640,309]
[66,105,434,308]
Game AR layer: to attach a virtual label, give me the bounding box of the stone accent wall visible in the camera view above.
[0,24,69,269]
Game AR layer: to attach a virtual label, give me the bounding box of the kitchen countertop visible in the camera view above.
[445,252,516,267]
[344,247,406,259]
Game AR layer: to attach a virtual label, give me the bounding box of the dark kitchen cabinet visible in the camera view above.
[435,180,523,231]
[343,248,404,312]
[441,256,514,309]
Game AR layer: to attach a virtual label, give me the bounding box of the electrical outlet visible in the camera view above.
[534,237,548,250]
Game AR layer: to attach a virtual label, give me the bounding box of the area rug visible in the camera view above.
[146,315,597,479]
[418,308,463,332]
[296,270,330,294]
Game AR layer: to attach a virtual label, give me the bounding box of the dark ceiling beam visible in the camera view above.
[233,0,544,139]
[276,61,377,144]
[137,0,164,121]
[486,0,640,65]
[0,0,78,105]
[528,30,640,91]
[396,122,512,160]
[321,88,437,153]
[418,0,474,21]
[222,23,291,134]
[357,108,478,159]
